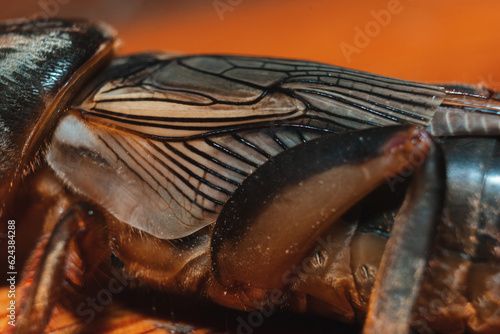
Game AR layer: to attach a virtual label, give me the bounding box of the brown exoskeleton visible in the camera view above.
[1,18,499,334]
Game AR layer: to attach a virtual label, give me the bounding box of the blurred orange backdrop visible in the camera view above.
[1,1,500,333]
[2,0,500,89]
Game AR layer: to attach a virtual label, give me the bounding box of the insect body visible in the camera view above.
[1,18,499,334]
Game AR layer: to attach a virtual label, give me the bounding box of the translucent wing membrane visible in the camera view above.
[48,114,324,238]
[49,54,447,239]
[76,54,446,139]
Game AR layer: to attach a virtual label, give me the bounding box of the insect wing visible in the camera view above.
[77,54,446,138]
[48,54,447,239]
[48,113,324,239]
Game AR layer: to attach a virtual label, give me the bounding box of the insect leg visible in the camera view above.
[14,202,107,334]
[209,126,433,310]
[363,144,445,334]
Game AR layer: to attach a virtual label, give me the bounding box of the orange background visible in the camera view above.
[2,0,500,89]
[1,1,499,332]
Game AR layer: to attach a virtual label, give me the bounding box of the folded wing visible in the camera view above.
[48,54,446,239]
